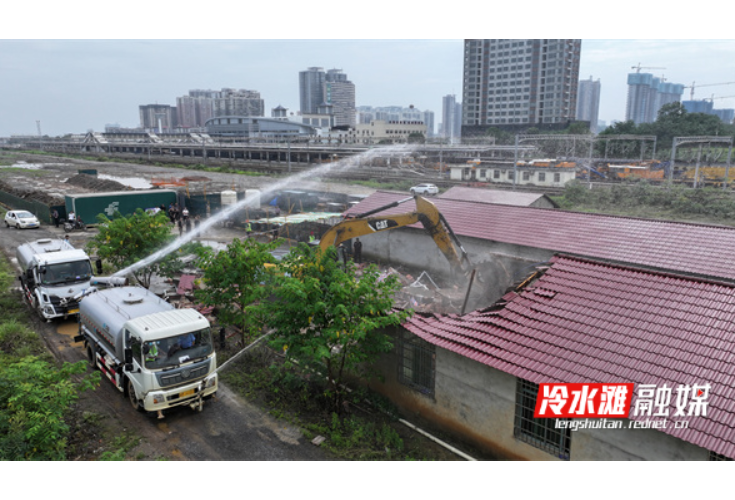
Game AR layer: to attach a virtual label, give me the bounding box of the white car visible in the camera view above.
[410,183,439,196]
[4,210,40,229]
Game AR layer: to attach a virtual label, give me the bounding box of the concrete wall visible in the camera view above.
[369,330,710,461]
[571,419,708,461]
[358,226,553,309]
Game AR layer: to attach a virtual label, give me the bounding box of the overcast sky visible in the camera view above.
[3,6,734,137]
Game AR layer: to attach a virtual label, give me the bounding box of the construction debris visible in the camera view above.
[355,264,468,315]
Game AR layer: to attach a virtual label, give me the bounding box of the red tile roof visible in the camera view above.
[346,191,735,282]
[403,255,735,458]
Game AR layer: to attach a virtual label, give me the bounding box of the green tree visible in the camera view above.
[0,357,99,460]
[195,238,280,344]
[86,209,194,288]
[407,132,425,144]
[264,244,413,413]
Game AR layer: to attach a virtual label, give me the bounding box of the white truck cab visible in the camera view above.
[16,238,93,320]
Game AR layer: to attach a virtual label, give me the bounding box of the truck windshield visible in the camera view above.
[41,260,93,285]
[143,328,214,370]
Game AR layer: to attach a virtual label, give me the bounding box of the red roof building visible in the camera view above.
[401,254,735,459]
[346,191,735,282]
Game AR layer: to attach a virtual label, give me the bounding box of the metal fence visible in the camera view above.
[0,189,66,224]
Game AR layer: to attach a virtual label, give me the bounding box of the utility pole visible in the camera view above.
[36,120,42,151]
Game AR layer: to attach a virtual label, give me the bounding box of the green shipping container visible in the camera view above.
[65,190,178,224]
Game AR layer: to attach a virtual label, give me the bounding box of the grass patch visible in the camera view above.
[219,345,461,460]
[557,180,735,226]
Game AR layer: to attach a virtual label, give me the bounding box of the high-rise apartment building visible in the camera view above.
[299,67,356,128]
[442,95,462,140]
[174,89,261,129]
[214,88,264,118]
[139,104,176,131]
[176,95,215,129]
[576,76,601,133]
[626,73,684,125]
[300,67,327,115]
[462,39,582,135]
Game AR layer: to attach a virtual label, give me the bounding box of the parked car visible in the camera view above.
[410,183,439,196]
[4,210,40,229]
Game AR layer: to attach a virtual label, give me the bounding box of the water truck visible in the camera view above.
[16,238,94,321]
[75,285,218,416]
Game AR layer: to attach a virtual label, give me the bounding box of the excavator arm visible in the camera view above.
[319,195,471,275]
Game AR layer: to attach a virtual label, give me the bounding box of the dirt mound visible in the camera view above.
[0,179,65,206]
[65,173,130,192]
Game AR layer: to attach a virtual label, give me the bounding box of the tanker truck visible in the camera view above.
[16,238,93,321]
[75,285,218,417]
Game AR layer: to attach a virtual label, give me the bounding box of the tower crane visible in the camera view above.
[631,63,666,73]
[685,81,735,101]
[707,94,735,102]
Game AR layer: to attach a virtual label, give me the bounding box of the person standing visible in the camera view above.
[52,209,59,228]
[353,238,363,264]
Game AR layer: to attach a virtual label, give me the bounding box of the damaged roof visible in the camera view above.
[346,191,735,282]
[403,254,735,458]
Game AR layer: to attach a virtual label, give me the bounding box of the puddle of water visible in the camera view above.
[8,162,42,170]
[55,320,80,352]
[99,174,153,189]
[6,162,72,170]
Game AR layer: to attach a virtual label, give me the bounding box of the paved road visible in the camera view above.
[0,222,330,461]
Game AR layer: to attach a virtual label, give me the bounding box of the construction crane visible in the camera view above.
[631,63,666,73]
[707,94,735,102]
[685,81,735,101]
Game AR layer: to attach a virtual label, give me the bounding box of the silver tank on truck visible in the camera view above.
[77,286,218,416]
[16,238,93,320]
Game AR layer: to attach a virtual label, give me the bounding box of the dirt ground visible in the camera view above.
[0,151,377,203]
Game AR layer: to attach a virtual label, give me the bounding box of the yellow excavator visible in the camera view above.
[318,195,472,277]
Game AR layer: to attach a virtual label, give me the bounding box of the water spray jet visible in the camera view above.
[112,144,419,279]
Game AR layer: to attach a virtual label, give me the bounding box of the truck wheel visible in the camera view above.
[86,344,97,370]
[127,378,144,412]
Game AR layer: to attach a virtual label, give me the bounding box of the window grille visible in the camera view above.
[514,379,571,460]
[398,329,435,397]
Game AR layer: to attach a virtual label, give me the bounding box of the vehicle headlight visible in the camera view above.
[205,375,217,388]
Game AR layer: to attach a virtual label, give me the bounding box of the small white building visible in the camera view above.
[449,161,576,188]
